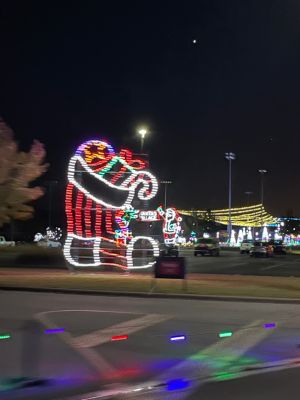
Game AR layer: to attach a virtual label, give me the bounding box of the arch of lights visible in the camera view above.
[179,204,277,227]
[64,139,181,270]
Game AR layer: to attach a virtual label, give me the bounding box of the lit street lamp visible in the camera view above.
[225,152,236,241]
[137,127,148,153]
[258,169,267,226]
[161,180,172,210]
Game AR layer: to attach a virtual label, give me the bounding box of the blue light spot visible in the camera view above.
[167,379,190,391]
[264,323,276,329]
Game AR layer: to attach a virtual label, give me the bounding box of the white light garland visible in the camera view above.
[64,140,161,269]
[126,236,159,269]
[63,233,102,267]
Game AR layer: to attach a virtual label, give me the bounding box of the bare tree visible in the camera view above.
[0,118,48,227]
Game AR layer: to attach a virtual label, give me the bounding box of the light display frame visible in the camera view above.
[64,139,180,270]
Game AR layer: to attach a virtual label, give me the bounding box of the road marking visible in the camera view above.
[36,309,142,315]
[72,313,171,348]
[36,311,117,375]
[223,262,248,269]
[35,309,170,377]
[262,262,288,271]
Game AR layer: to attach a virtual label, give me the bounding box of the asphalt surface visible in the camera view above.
[183,249,300,277]
[1,291,300,399]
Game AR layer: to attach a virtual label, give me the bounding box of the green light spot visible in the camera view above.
[0,334,11,340]
[218,331,233,338]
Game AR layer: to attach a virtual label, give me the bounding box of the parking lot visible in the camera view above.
[181,249,300,277]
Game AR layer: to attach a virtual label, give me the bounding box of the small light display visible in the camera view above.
[0,334,11,340]
[218,331,233,338]
[111,335,128,341]
[264,323,276,329]
[45,328,65,334]
[170,335,186,342]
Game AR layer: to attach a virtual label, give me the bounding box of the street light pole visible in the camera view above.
[225,152,236,241]
[258,169,267,226]
[245,191,253,207]
[245,191,253,234]
[161,180,172,210]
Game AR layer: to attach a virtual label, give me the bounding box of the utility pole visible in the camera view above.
[258,169,267,227]
[225,152,236,241]
[161,180,172,210]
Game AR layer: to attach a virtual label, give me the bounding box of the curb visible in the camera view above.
[1,285,300,304]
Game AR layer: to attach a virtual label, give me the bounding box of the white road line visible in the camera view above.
[72,313,171,348]
[262,262,288,271]
[35,311,116,375]
[36,309,143,315]
[223,262,248,268]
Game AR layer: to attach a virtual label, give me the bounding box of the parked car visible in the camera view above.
[0,236,15,247]
[194,238,220,256]
[249,241,273,257]
[268,240,287,255]
[240,239,254,254]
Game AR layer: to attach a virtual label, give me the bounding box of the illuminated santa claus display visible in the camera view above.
[64,139,181,270]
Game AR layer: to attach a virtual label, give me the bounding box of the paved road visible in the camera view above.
[182,249,300,277]
[1,291,300,399]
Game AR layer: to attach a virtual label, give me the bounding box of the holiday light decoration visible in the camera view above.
[0,334,11,340]
[34,227,62,243]
[64,139,161,270]
[126,236,159,269]
[45,328,65,334]
[189,231,197,243]
[179,204,277,227]
[111,335,128,341]
[261,224,269,241]
[247,228,253,240]
[34,232,44,242]
[218,331,233,338]
[230,229,236,246]
[237,228,244,244]
[264,323,276,329]
[46,227,62,241]
[170,335,186,342]
[159,207,182,245]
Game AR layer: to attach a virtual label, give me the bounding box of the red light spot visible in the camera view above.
[111,335,128,341]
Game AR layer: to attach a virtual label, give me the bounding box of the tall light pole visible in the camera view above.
[258,169,267,226]
[161,180,172,210]
[225,152,236,241]
[245,191,253,235]
[137,128,148,153]
[245,191,253,207]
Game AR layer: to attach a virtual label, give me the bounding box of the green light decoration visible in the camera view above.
[218,331,233,338]
[0,334,11,340]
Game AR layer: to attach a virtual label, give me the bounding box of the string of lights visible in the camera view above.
[179,204,277,227]
[64,139,161,269]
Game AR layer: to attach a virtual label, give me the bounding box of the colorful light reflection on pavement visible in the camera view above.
[2,292,300,400]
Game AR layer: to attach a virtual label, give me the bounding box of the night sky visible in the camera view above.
[1,1,300,230]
